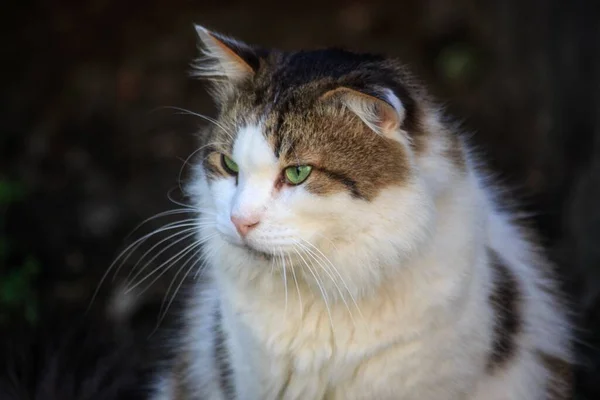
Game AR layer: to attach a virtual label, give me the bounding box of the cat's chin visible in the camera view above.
[229,241,274,261]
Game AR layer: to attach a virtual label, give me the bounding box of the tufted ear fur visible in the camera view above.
[321,87,405,140]
[192,25,262,93]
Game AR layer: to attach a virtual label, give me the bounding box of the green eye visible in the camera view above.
[284,165,312,185]
[221,154,239,175]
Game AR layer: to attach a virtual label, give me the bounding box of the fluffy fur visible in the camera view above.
[152,25,573,399]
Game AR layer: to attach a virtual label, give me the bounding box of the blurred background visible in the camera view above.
[1,0,599,398]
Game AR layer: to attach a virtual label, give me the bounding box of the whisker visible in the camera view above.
[124,223,208,282]
[294,239,356,325]
[151,251,205,338]
[292,243,334,332]
[121,218,213,281]
[87,220,207,311]
[126,209,198,240]
[281,246,288,319]
[290,258,303,317]
[118,221,199,275]
[150,241,221,333]
[176,141,229,194]
[127,227,215,288]
[152,106,234,140]
[193,243,220,280]
[136,242,203,299]
[269,249,276,275]
[119,220,203,271]
[125,242,200,294]
[125,230,201,289]
[313,231,341,254]
[157,247,203,318]
[299,238,364,325]
[166,187,197,209]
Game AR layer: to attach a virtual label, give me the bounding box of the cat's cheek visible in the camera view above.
[210,178,237,206]
[284,199,351,249]
[202,178,239,242]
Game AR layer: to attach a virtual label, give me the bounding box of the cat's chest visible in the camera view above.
[222,294,418,399]
[225,311,361,400]
[228,298,353,371]
[225,310,474,400]
[218,278,490,400]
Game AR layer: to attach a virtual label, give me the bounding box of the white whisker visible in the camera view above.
[157,248,203,322]
[160,247,202,312]
[176,141,229,193]
[87,219,209,311]
[290,259,303,317]
[126,209,198,240]
[125,225,205,283]
[118,220,205,274]
[152,106,235,140]
[292,243,334,332]
[136,241,203,298]
[300,238,365,325]
[125,231,211,292]
[194,243,220,280]
[294,239,356,326]
[281,246,288,319]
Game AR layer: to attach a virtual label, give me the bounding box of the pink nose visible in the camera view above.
[231,215,260,237]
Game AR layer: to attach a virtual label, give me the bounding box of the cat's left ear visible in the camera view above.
[193,25,262,83]
[321,87,405,140]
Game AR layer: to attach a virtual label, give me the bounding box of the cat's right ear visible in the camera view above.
[192,25,261,85]
[320,87,406,142]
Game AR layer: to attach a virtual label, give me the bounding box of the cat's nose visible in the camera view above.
[231,215,260,237]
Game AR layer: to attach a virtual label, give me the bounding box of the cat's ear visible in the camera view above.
[192,25,261,83]
[321,87,405,140]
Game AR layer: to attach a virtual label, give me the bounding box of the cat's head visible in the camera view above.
[189,26,459,295]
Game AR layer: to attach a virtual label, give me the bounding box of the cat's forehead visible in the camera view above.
[231,123,278,172]
[219,94,345,166]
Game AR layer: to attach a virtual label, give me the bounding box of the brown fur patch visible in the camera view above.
[275,106,410,201]
[538,352,573,400]
[487,249,522,372]
[203,151,230,179]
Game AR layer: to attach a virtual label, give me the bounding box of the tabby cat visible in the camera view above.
[152,25,573,400]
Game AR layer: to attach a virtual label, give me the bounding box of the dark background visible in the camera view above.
[1,0,600,398]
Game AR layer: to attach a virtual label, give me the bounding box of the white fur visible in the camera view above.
[155,112,571,399]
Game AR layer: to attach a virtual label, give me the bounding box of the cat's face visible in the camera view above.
[189,26,436,293]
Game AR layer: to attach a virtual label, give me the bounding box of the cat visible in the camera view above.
[151,25,573,400]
